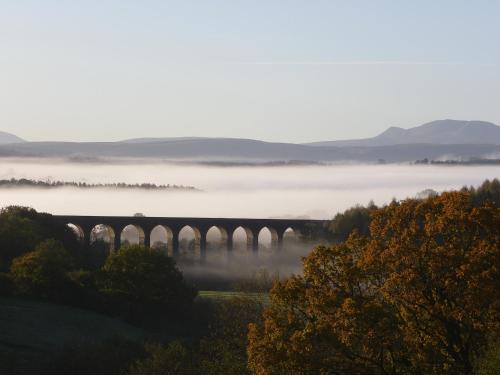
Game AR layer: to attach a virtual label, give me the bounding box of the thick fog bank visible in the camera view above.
[0,159,498,219]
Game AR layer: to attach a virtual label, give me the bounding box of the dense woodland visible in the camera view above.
[0,179,498,374]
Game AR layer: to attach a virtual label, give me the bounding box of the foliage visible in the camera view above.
[198,296,264,375]
[248,237,405,374]
[128,341,197,375]
[475,336,500,375]
[365,192,499,373]
[10,239,73,299]
[248,191,500,374]
[299,222,329,241]
[327,202,377,242]
[299,203,377,244]
[465,178,500,207]
[98,245,196,319]
[0,206,78,270]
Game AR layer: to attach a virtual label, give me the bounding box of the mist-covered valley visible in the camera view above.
[0,158,498,219]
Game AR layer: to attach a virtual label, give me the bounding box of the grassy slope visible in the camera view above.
[0,292,265,372]
[0,297,146,372]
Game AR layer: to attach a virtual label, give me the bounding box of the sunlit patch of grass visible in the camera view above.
[198,290,269,303]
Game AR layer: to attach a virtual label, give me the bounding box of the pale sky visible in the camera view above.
[1,0,499,143]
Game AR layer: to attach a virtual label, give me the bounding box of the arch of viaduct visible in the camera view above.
[54,215,326,262]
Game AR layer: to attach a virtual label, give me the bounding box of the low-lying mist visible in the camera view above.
[179,243,314,291]
[0,158,498,219]
[153,227,313,290]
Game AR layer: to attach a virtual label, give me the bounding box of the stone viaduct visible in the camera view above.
[54,215,326,262]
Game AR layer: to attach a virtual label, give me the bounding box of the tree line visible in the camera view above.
[0,178,197,190]
[415,158,500,165]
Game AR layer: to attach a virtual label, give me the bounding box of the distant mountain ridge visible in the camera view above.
[0,131,25,144]
[120,137,210,144]
[1,120,500,163]
[305,120,500,147]
[1,139,498,163]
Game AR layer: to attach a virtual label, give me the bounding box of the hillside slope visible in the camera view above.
[0,297,146,372]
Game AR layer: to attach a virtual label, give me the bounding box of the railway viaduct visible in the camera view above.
[54,215,327,262]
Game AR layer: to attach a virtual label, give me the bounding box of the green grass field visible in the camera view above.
[198,290,269,302]
[0,297,146,373]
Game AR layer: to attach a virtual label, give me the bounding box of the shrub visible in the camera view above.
[128,341,198,375]
[10,239,73,299]
[0,206,78,270]
[98,245,196,320]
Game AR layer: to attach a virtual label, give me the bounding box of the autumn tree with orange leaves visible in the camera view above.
[248,191,499,374]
